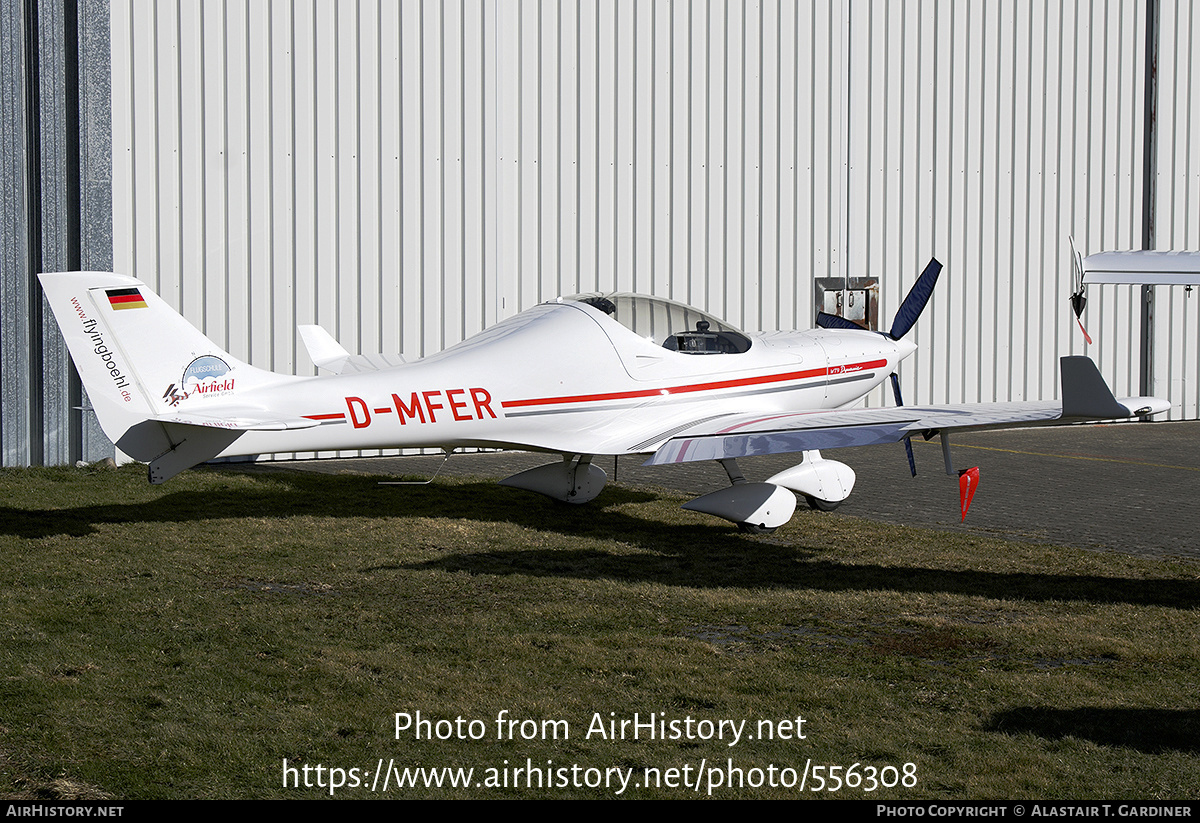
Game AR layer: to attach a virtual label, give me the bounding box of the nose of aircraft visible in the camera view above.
[892,336,917,362]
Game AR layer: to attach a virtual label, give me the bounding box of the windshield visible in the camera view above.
[564,292,750,353]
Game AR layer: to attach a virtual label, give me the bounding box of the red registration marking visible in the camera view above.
[502,360,888,409]
[332,387,498,430]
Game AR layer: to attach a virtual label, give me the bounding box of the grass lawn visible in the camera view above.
[1,464,1197,799]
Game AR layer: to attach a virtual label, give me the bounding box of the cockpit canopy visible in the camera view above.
[564,292,752,355]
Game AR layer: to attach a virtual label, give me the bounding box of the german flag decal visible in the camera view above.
[106,288,147,311]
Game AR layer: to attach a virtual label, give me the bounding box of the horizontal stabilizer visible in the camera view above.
[299,324,406,374]
[147,423,244,484]
[151,407,324,432]
[114,408,321,483]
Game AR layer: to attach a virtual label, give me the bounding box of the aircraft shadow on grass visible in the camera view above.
[986,707,1200,754]
[398,547,1200,610]
[3,470,1197,610]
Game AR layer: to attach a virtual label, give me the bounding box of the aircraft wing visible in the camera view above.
[645,356,1169,465]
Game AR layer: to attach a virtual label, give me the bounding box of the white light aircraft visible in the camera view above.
[39,261,1169,532]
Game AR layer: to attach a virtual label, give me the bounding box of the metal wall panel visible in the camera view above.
[105,0,1200,466]
[36,0,83,467]
[1150,0,1200,419]
[78,0,114,461]
[0,0,34,467]
[846,0,1149,410]
[1,0,112,467]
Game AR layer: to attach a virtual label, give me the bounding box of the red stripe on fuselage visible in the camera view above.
[500,359,888,410]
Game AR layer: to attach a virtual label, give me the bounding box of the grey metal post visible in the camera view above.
[1139,0,1159,400]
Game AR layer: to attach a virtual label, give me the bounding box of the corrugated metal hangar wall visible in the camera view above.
[4,0,1199,465]
[2,0,111,466]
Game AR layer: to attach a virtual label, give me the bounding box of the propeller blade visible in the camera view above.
[815,311,868,331]
[889,257,943,340]
[891,373,917,477]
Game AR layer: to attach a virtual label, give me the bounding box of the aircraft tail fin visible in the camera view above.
[38,272,296,462]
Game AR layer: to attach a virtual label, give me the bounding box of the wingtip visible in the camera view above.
[1060,356,1134,420]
